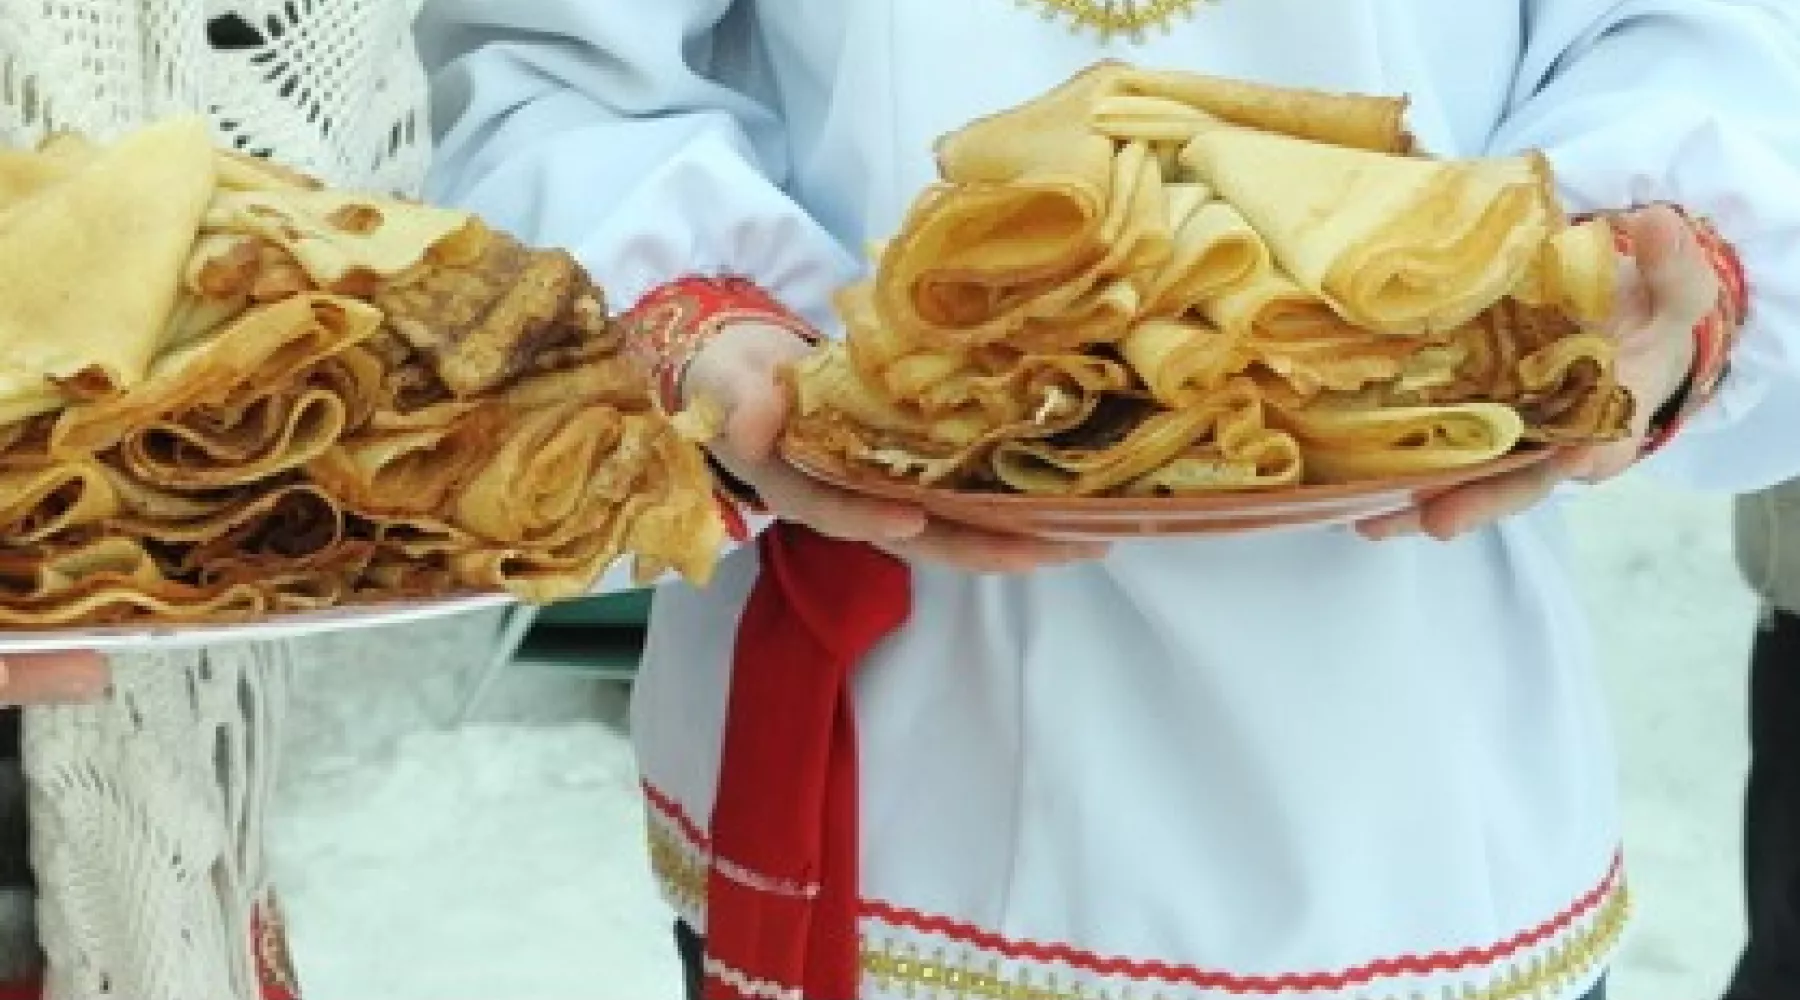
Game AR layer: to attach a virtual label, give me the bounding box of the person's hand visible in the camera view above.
[1358,204,1720,542]
[0,649,109,706]
[684,322,1108,573]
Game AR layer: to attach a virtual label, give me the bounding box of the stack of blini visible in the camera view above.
[0,117,721,627]
[784,62,1632,497]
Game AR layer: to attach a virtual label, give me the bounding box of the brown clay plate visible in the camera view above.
[781,439,1560,541]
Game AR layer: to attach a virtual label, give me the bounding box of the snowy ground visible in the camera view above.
[270,473,1758,1000]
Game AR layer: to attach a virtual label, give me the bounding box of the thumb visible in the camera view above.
[683,321,816,469]
[1622,205,1718,334]
[719,369,790,467]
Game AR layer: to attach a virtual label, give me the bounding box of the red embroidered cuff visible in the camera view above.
[615,274,820,415]
[616,276,818,531]
[1640,211,1749,456]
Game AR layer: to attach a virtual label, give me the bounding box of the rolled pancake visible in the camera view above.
[307,400,506,517]
[785,341,1129,487]
[114,345,384,491]
[1512,217,1618,326]
[1396,299,1632,442]
[0,461,120,543]
[1242,331,1429,397]
[171,487,370,583]
[0,537,269,625]
[1513,335,1634,442]
[1120,317,1240,407]
[52,293,382,454]
[116,385,355,489]
[1273,400,1525,482]
[881,139,1169,347]
[1200,265,1345,340]
[1108,65,1414,153]
[444,411,721,595]
[991,382,1298,495]
[1139,185,1267,316]
[885,61,1123,346]
[453,403,633,545]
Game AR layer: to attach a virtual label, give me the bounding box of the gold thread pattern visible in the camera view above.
[646,818,1628,1000]
[1017,0,1219,39]
[648,815,709,916]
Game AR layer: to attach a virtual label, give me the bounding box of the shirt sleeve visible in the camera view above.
[1488,0,1800,493]
[415,0,860,330]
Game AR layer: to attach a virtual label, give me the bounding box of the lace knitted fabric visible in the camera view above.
[0,0,428,192]
[0,2,429,996]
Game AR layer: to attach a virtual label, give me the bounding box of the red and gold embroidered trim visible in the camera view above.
[859,886,1625,1000]
[616,276,818,540]
[255,894,303,1000]
[641,781,1628,1000]
[860,865,1626,998]
[1601,208,1749,456]
[615,275,820,416]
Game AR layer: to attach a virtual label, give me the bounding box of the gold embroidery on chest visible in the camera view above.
[1017,0,1220,39]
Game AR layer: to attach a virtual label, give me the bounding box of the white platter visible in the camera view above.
[0,592,517,654]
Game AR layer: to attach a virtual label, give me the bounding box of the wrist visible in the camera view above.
[615,276,821,513]
[616,274,820,415]
[682,321,818,413]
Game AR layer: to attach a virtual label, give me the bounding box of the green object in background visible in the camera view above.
[519,588,653,676]
[534,588,653,627]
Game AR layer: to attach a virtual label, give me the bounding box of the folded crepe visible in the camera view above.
[201,186,477,291]
[115,382,359,490]
[1181,126,1556,335]
[107,332,385,495]
[1512,217,1619,326]
[990,382,1300,495]
[52,292,383,455]
[1199,263,1346,340]
[0,536,271,625]
[1139,185,1267,316]
[1120,317,1241,408]
[1241,330,1431,397]
[879,64,1195,347]
[786,337,1134,487]
[343,405,718,598]
[306,399,505,517]
[880,138,1169,347]
[0,116,216,423]
[1272,400,1525,482]
[1512,334,1635,443]
[138,484,368,582]
[452,409,723,590]
[1125,383,1304,495]
[0,461,121,543]
[1400,298,1633,442]
[835,282,1129,430]
[1097,64,1415,154]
